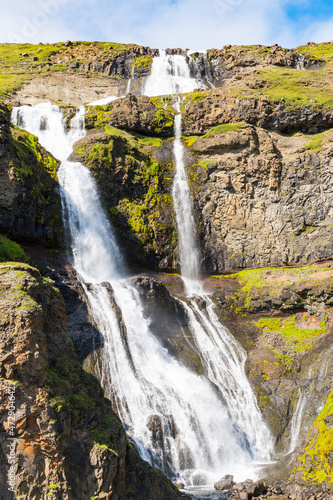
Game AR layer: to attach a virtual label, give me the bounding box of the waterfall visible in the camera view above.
[171,104,274,464]
[296,53,306,70]
[287,342,333,454]
[11,102,269,486]
[187,51,215,89]
[288,390,306,453]
[144,49,205,97]
[172,107,201,295]
[88,95,119,106]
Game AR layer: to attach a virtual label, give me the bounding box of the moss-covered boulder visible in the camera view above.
[85,94,177,137]
[71,125,178,269]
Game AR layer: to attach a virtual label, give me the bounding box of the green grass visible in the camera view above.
[212,265,333,314]
[234,65,333,110]
[185,91,206,102]
[133,55,153,68]
[131,132,163,147]
[0,236,28,262]
[304,129,332,151]
[10,126,59,180]
[213,265,333,293]
[297,42,333,64]
[182,136,199,147]
[0,41,136,98]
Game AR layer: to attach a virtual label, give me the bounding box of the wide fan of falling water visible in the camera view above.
[170,101,274,470]
[11,84,272,487]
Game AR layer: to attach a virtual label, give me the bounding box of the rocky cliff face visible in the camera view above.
[188,124,333,271]
[4,42,157,106]
[71,92,333,273]
[0,263,184,499]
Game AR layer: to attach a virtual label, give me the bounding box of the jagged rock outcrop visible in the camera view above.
[0,263,185,500]
[76,109,333,273]
[0,104,62,246]
[182,92,333,135]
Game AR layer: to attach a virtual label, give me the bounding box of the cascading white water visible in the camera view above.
[182,298,273,460]
[288,390,306,453]
[188,51,215,89]
[172,106,201,295]
[11,102,268,486]
[296,53,306,70]
[144,49,204,97]
[287,342,333,454]
[171,103,274,465]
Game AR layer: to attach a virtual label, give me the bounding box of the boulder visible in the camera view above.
[246,481,268,498]
[214,474,234,490]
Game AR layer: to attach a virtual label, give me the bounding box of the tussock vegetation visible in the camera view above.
[0,236,28,263]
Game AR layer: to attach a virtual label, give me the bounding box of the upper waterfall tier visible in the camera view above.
[144,49,205,96]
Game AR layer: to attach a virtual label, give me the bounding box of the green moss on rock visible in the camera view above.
[255,316,327,352]
[295,390,333,484]
[10,126,58,180]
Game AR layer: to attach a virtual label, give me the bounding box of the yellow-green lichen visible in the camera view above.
[255,316,327,352]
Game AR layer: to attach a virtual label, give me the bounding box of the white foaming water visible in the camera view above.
[172,108,202,295]
[182,297,273,461]
[145,49,205,97]
[296,53,306,70]
[288,390,306,453]
[188,51,215,89]
[11,102,268,486]
[170,104,273,464]
[88,95,120,106]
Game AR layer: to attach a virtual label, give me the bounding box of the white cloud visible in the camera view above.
[0,0,332,50]
[0,0,80,44]
[304,17,333,45]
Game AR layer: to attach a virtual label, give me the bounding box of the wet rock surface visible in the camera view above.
[188,125,333,272]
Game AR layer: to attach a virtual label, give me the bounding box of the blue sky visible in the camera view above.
[2,0,333,49]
